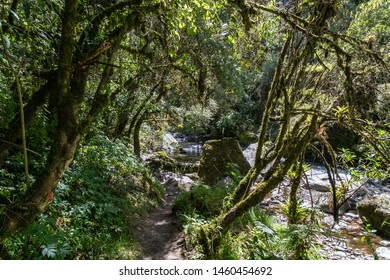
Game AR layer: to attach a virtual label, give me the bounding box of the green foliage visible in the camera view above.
[338,147,357,165]
[177,188,322,260]
[3,131,163,259]
[361,217,379,260]
[176,104,217,135]
[173,183,231,218]
[278,199,311,225]
[244,208,322,260]
[214,98,256,138]
[348,0,390,46]
[333,106,349,123]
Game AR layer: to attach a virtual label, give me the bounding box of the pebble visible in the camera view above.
[334,245,347,252]
[344,212,359,219]
[332,222,348,231]
[346,224,361,232]
[353,249,363,255]
[334,251,347,258]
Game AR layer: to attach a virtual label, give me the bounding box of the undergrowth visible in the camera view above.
[2,132,163,259]
[174,182,323,260]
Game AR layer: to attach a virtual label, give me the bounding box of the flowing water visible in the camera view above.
[166,135,390,259]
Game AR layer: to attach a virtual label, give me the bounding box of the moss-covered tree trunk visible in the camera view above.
[0,0,79,242]
[198,111,320,257]
[0,0,133,244]
[197,0,347,258]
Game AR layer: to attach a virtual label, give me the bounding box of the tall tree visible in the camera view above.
[196,0,389,257]
[0,0,161,243]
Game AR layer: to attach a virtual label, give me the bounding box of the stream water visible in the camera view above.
[166,135,390,259]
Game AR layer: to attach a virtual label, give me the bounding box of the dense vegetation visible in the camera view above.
[0,0,389,259]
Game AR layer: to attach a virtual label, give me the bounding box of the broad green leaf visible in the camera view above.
[255,221,275,235]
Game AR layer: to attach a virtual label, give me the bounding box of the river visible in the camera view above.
[165,134,390,259]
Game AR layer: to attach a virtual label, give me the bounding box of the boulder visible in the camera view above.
[305,169,331,192]
[161,172,194,191]
[162,133,183,154]
[319,196,350,215]
[242,143,257,167]
[375,247,390,260]
[357,195,390,237]
[198,138,251,186]
[239,131,258,146]
[242,142,281,175]
[145,151,178,172]
[145,152,199,173]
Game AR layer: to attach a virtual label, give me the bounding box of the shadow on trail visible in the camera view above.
[138,179,187,260]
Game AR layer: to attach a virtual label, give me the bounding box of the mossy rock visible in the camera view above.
[146,151,178,172]
[145,151,199,173]
[238,131,258,146]
[357,196,390,237]
[198,138,251,186]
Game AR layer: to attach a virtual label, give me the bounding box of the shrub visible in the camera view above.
[2,132,163,259]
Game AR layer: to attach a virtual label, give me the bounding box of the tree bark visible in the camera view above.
[0,1,156,244]
[133,113,145,158]
[0,0,79,243]
[199,113,320,257]
[232,33,292,204]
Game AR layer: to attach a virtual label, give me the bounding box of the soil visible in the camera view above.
[137,179,188,260]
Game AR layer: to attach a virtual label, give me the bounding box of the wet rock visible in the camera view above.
[334,251,347,259]
[365,178,390,197]
[348,187,369,210]
[353,249,363,256]
[304,167,331,192]
[146,152,199,173]
[332,222,348,231]
[146,152,178,172]
[242,143,257,167]
[163,133,184,154]
[181,143,202,156]
[334,245,347,252]
[198,138,251,186]
[242,143,281,176]
[176,175,194,190]
[357,195,390,237]
[185,173,200,181]
[302,165,357,193]
[344,212,359,219]
[380,240,390,247]
[375,247,390,260]
[346,224,361,232]
[319,196,350,215]
[160,172,196,191]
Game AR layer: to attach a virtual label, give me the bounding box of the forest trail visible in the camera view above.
[138,179,187,260]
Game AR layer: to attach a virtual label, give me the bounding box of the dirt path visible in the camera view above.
[138,179,187,260]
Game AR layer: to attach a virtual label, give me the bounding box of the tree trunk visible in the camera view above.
[232,33,292,204]
[0,0,79,243]
[288,161,304,224]
[198,112,319,257]
[133,114,146,158]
